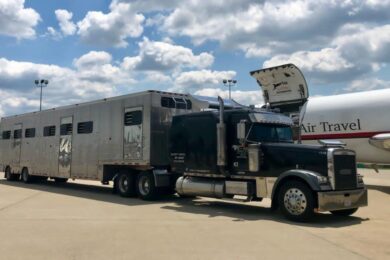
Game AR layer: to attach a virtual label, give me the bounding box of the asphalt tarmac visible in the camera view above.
[0,169,389,260]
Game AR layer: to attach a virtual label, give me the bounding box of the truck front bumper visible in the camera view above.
[317,188,368,212]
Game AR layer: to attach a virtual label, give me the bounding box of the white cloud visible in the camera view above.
[77,1,145,47]
[55,9,76,36]
[45,27,61,40]
[346,78,390,92]
[171,70,236,93]
[0,52,137,117]
[73,51,113,69]
[121,38,214,71]
[0,0,40,39]
[159,0,390,57]
[263,24,390,83]
[194,88,263,106]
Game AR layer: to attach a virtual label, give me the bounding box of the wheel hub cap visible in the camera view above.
[284,188,307,215]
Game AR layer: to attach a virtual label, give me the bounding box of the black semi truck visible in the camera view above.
[168,97,367,221]
[168,64,367,221]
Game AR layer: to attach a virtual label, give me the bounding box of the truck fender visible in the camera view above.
[270,169,323,210]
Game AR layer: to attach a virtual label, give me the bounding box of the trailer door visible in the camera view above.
[12,123,22,165]
[58,116,73,178]
[124,107,143,160]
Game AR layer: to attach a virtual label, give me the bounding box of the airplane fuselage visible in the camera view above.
[300,88,390,164]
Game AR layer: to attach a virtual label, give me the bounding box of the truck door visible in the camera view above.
[124,107,143,160]
[12,123,22,165]
[250,63,308,116]
[58,116,73,178]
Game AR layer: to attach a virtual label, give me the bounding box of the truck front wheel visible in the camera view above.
[278,180,315,222]
[330,208,358,216]
[136,172,158,200]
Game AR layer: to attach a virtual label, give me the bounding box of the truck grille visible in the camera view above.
[333,154,357,190]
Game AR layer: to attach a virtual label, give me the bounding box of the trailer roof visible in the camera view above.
[0,90,190,120]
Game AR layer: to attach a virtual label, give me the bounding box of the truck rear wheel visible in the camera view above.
[5,167,19,181]
[330,208,358,216]
[136,172,158,200]
[116,172,136,197]
[21,168,33,183]
[278,180,315,222]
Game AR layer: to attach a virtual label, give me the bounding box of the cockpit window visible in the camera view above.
[247,123,293,143]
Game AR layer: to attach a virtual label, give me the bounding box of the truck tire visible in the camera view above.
[54,177,68,183]
[116,172,136,197]
[5,167,19,181]
[136,171,158,200]
[21,168,33,183]
[278,180,315,222]
[330,208,358,216]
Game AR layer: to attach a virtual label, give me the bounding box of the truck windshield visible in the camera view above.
[247,123,293,143]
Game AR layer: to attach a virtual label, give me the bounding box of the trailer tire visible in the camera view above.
[330,208,358,216]
[21,168,33,183]
[278,180,315,222]
[54,177,68,183]
[136,171,158,200]
[5,167,19,181]
[116,172,136,197]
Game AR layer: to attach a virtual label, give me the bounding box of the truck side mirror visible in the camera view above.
[237,120,246,143]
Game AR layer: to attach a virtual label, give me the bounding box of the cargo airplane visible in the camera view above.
[250,64,390,166]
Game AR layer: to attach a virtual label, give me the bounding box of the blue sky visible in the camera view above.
[0,0,389,116]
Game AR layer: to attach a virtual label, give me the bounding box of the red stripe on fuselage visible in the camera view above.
[301,131,390,140]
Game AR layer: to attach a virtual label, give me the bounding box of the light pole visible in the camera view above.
[34,79,49,111]
[222,79,237,100]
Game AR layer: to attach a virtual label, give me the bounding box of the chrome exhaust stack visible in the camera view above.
[217,96,227,169]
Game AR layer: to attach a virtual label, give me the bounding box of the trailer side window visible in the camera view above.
[60,123,73,135]
[25,128,36,138]
[161,97,192,110]
[2,130,11,139]
[43,125,56,137]
[124,111,142,126]
[13,129,22,139]
[77,121,93,134]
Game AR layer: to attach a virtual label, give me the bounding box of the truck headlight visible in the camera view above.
[317,175,328,184]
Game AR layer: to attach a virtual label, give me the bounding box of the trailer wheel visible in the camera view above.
[278,180,315,222]
[116,172,136,197]
[5,167,19,181]
[330,208,358,216]
[21,168,33,183]
[54,178,68,183]
[136,172,158,200]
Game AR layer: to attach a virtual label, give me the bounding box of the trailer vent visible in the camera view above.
[2,130,11,140]
[60,123,73,135]
[43,125,56,137]
[13,129,22,139]
[124,111,142,126]
[25,128,36,138]
[161,97,192,110]
[77,121,93,134]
